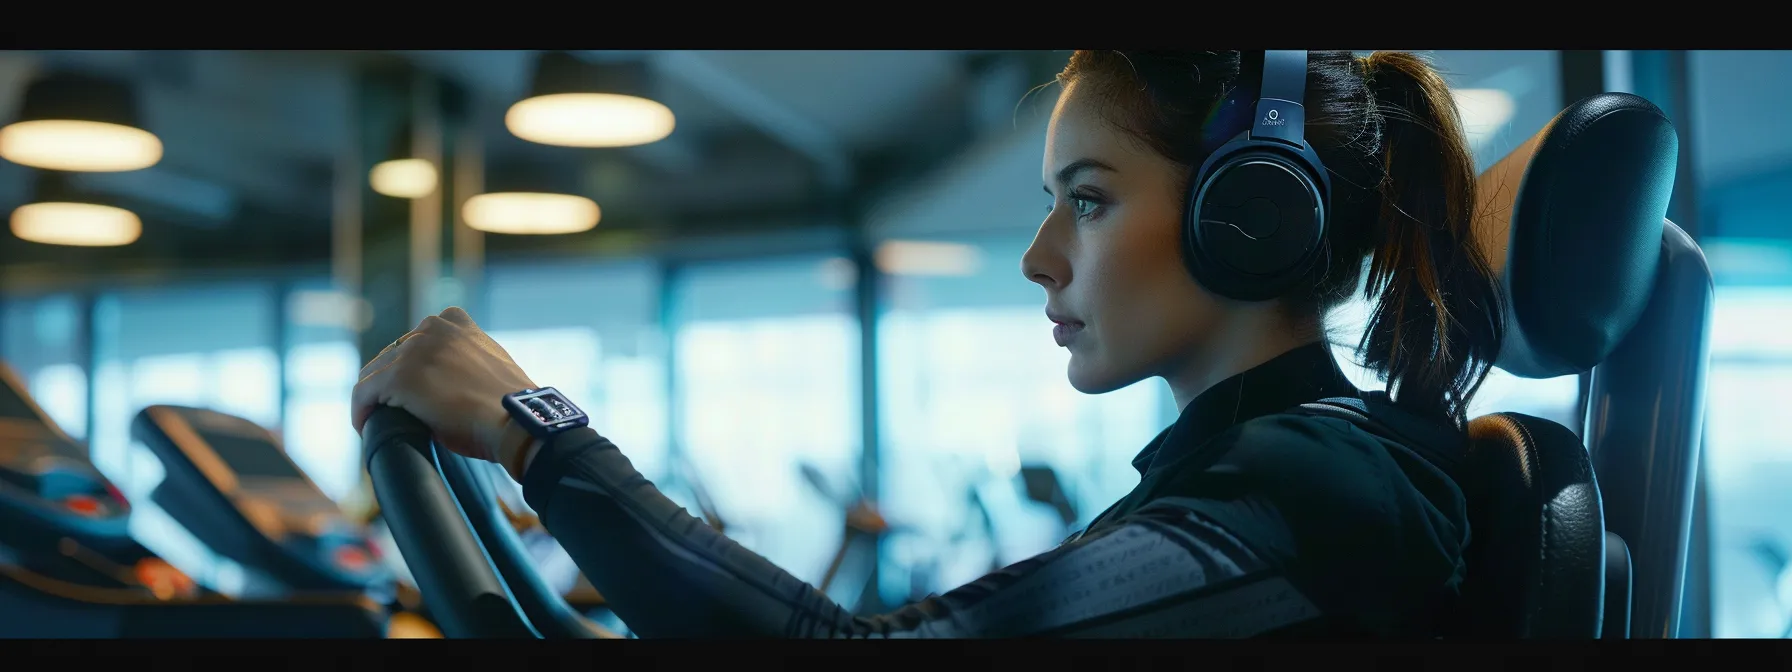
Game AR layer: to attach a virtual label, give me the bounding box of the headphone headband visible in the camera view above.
[1249,51,1310,149]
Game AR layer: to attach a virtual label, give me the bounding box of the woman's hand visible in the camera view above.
[351,307,536,465]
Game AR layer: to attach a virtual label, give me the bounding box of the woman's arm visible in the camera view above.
[346,310,1323,635]
[518,428,1326,638]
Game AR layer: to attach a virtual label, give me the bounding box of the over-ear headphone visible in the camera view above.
[1183,50,1333,302]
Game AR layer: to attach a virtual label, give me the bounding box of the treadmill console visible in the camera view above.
[133,405,391,594]
[0,363,390,638]
[0,365,132,541]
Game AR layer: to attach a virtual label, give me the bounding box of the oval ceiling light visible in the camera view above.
[11,202,143,247]
[462,192,600,235]
[506,51,675,148]
[506,94,675,148]
[0,72,163,172]
[369,158,438,199]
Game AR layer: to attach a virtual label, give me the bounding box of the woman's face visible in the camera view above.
[1022,82,1227,395]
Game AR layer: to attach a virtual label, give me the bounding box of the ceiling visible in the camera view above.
[0,50,1056,282]
[13,49,1776,287]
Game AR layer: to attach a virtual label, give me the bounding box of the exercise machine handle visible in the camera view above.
[362,406,537,639]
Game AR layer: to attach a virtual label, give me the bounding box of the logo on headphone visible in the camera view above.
[1261,108,1286,127]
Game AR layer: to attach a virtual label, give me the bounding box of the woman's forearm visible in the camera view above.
[516,427,1317,638]
[516,428,875,637]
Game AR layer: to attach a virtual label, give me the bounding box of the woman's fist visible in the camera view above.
[351,307,537,464]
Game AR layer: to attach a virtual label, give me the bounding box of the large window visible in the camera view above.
[1698,286,1792,637]
[90,283,281,492]
[283,281,367,503]
[1705,283,1792,639]
[87,282,282,593]
[1685,50,1792,638]
[875,233,1172,603]
[670,255,861,590]
[1,293,88,438]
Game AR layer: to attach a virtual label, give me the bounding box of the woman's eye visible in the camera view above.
[1045,194,1102,218]
[1071,197,1098,218]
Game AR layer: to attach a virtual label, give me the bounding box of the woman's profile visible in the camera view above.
[352,49,1505,637]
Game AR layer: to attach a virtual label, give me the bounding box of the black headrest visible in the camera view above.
[1495,93,1678,379]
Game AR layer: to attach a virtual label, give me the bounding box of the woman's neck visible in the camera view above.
[1165,322,1322,412]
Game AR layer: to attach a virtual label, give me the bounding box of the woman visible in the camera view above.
[352,50,1503,637]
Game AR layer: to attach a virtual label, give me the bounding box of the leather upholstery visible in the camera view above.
[1457,413,1607,637]
[1494,93,1678,379]
[1447,91,1677,638]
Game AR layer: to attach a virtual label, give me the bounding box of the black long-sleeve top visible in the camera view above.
[517,343,1470,637]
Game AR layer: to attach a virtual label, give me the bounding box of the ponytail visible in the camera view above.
[1355,51,1504,423]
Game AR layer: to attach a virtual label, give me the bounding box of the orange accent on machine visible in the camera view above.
[132,558,199,601]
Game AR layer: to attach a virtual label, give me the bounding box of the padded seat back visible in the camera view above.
[1457,413,1606,637]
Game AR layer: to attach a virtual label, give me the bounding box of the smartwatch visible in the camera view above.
[501,387,590,442]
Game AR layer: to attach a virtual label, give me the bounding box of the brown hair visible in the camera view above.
[1058,50,1503,423]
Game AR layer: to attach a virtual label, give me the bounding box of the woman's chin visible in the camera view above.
[1066,356,1131,395]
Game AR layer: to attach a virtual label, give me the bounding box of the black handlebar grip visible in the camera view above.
[362,406,538,639]
[436,450,610,639]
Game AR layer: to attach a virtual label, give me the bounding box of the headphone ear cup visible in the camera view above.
[1184,150,1327,301]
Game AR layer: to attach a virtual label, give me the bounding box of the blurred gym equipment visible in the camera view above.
[132,405,440,637]
[1749,538,1792,638]
[675,455,731,535]
[799,462,892,611]
[1016,465,1079,542]
[133,406,395,596]
[0,363,385,637]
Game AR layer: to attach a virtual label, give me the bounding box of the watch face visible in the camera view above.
[524,396,577,423]
[508,388,587,433]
